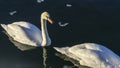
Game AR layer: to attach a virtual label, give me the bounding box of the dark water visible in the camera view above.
[0,0,120,68]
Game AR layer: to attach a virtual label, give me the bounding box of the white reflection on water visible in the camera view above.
[66,4,72,7]
[43,47,47,68]
[37,0,44,3]
[9,11,17,15]
[58,22,69,27]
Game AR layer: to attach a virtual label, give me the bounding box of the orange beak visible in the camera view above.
[47,18,53,24]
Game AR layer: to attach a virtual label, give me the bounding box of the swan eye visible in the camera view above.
[46,14,50,19]
[46,17,49,20]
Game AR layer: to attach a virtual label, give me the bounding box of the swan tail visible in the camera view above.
[1,24,8,31]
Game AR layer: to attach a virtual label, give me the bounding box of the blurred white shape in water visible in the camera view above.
[58,22,69,27]
[66,4,72,7]
[37,0,44,3]
[9,11,17,15]
[119,64,120,67]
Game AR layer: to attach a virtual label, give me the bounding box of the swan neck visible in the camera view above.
[41,19,51,46]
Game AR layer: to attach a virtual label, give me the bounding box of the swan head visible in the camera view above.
[41,12,53,24]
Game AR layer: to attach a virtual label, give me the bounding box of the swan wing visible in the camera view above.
[19,25,42,46]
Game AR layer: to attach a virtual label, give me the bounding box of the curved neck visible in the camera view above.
[41,19,51,46]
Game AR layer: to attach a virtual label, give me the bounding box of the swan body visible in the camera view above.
[54,43,120,68]
[1,21,42,46]
[1,12,53,50]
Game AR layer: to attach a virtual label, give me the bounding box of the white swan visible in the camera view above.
[54,43,120,68]
[1,12,53,51]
